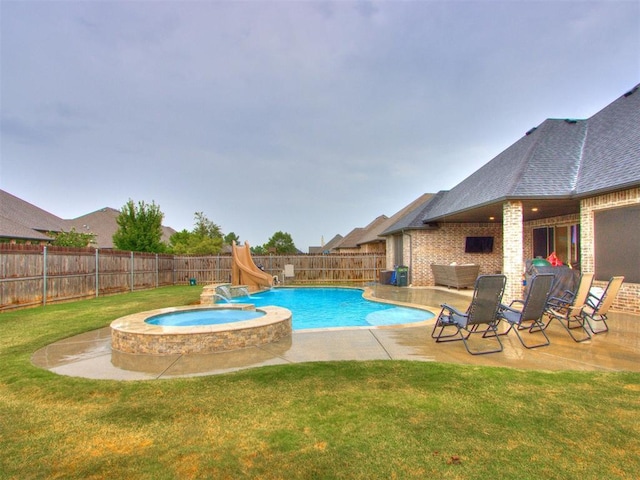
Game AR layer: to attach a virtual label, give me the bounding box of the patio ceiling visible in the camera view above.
[425,198,581,224]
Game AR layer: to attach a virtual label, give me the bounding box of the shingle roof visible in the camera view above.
[380,193,442,235]
[576,84,640,195]
[422,84,640,223]
[68,207,177,248]
[0,215,53,241]
[0,189,70,240]
[0,190,177,247]
[333,227,366,249]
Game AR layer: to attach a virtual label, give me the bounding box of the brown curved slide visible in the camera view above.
[231,241,273,292]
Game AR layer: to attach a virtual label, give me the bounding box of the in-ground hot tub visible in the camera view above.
[110,304,292,355]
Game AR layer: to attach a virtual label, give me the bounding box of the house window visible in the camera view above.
[594,205,640,283]
[533,227,554,259]
[393,235,403,266]
[533,224,580,268]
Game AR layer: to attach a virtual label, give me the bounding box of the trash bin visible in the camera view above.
[395,266,409,287]
[189,278,197,286]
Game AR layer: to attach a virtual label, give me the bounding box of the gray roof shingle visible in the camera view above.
[422,84,640,223]
[0,190,70,240]
[576,84,640,195]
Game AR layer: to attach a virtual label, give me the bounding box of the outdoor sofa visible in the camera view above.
[431,264,480,290]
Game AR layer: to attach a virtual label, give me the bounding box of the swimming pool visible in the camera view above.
[230,287,434,330]
[147,308,265,327]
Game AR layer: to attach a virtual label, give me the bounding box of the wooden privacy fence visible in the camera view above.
[0,244,386,310]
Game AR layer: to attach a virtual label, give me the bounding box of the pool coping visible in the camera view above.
[110,304,293,355]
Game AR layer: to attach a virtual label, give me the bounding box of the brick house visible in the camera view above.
[382,84,640,314]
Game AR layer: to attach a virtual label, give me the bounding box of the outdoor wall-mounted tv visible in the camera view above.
[465,236,494,253]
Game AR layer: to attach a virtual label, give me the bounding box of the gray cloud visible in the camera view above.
[1,1,638,249]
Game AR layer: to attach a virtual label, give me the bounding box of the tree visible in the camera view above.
[250,244,266,255]
[49,228,96,248]
[168,212,224,255]
[193,212,222,239]
[112,199,166,253]
[263,231,297,254]
[224,232,240,246]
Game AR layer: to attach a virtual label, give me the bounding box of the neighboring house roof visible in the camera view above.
[0,190,177,247]
[420,84,640,224]
[0,215,54,241]
[0,189,70,241]
[67,207,122,248]
[380,193,441,236]
[308,234,344,254]
[334,215,390,250]
[354,215,393,246]
[68,207,177,249]
[334,227,366,250]
[323,234,344,252]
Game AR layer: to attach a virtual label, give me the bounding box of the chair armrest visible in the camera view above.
[546,296,571,309]
[500,303,522,314]
[586,292,602,308]
[439,303,466,317]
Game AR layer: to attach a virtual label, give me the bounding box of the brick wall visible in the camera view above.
[383,189,639,314]
[502,201,524,303]
[392,223,502,286]
[581,187,640,314]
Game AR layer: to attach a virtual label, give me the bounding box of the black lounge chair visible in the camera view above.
[543,272,594,342]
[582,276,625,334]
[431,274,506,355]
[497,273,555,349]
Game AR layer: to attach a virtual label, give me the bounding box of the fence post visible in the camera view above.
[130,251,134,292]
[373,254,376,283]
[155,254,159,288]
[95,248,99,297]
[42,246,47,307]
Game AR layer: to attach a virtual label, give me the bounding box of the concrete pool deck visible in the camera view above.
[32,285,640,380]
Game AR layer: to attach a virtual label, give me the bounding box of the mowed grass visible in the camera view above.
[1,287,639,479]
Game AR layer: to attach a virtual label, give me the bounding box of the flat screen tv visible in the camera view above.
[465,236,494,253]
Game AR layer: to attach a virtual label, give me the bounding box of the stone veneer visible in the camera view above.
[111,304,292,355]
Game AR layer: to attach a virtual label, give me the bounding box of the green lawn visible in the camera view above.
[1,287,639,479]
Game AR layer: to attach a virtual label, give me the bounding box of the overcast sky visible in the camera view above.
[1,1,638,250]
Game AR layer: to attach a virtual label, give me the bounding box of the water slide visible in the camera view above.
[231,241,273,292]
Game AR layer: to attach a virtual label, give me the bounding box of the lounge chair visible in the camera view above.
[543,272,594,342]
[582,276,625,334]
[431,275,506,355]
[497,273,555,349]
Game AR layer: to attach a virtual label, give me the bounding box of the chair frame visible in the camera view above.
[497,273,555,349]
[582,276,624,334]
[431,275,507,355]
[543,272,594,343]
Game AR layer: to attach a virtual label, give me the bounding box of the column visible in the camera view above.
[503,201,524,303]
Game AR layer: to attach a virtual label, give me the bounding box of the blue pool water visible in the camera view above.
[231,287,433,330]
[147,309,265,327]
